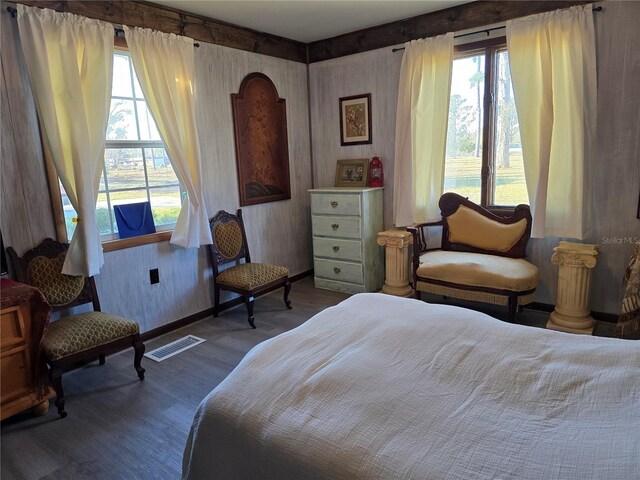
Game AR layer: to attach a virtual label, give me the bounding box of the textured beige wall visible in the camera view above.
[309,48,403,230]
[0,7,56,251]
[2,1,638,323]
[308,1,640,313]
[0,10,313,332]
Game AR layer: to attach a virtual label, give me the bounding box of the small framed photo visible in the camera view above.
[339,93,372,146]
[335,159,369,187]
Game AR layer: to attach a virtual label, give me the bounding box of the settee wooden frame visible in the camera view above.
[407,193,535,322]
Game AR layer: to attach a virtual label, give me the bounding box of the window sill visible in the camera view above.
[102,231,173,253]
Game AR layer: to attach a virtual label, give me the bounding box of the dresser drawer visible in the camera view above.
[309,187,384,294]
[1,307,27,350]
[314,258,363,285]
[1,297,52,421]
[312,216,361,239]
[313,238,362,262]
[314,278,366,295]
[1,347,30,404]
[311,193,361,216]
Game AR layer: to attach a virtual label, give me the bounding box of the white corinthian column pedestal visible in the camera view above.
[376,230,414,297]
[547,241,599,335]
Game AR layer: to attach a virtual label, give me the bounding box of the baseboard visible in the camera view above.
[140,307,214,342]
[56,269,313,375]
[526,302,618,324]
[141,269,313,341]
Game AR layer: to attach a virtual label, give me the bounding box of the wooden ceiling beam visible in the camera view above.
[9,0,308,63]
[7,1,597,64]
[307,0,592,63]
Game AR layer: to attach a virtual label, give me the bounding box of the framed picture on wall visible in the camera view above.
[339,93,372,146]
[334,159,369,187]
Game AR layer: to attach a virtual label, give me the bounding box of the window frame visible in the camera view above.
[450,36,524,216]
[43,39,179,252]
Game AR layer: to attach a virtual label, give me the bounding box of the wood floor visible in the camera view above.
[1,279,615,480]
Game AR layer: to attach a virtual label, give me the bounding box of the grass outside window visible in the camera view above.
[444,38,529,212]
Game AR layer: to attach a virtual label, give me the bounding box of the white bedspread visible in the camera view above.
[183,294,640,480]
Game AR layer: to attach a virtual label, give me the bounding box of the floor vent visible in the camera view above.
[144,335,205,362]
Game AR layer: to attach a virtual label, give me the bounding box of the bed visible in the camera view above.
[183,293,640,479]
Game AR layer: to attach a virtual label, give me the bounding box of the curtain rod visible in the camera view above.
[6,6,200,47]
[391,5,603,53]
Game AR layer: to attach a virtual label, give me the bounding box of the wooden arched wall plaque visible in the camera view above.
[231,73,291,206]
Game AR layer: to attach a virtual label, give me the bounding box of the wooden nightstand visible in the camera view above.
[1,280,53,420]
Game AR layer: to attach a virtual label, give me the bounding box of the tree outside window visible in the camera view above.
[61,51,184,240]
[443,39,528,210]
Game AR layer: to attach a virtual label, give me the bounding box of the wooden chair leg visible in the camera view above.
[243,294,256,329]
[284,278,292,310]
[49,365,66,419]
[99,353,106,365]
[132,334,145,380]
[508,296,518,323]
[213,284,221,318]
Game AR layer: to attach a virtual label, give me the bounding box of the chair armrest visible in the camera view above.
[407,220,444,230]
[406,221,443,252]
[406,221,444,265]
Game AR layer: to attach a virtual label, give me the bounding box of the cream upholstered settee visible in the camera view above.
[407,193,538,322]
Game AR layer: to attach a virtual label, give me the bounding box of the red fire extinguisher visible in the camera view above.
[368,156,384,187]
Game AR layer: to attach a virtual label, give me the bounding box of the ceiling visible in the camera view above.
[149,1,472,43]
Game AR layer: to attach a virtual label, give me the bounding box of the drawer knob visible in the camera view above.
[330,201,339,208]
[331,224,339,230]
[332,246,340,252]
[333,267,341,274]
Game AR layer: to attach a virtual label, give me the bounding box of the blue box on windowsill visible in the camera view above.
[114,202,156,239]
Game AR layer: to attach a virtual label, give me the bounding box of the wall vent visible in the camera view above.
[144,335,205,362]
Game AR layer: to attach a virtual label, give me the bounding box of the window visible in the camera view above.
[61,50,183,241]
[443,38,528,211]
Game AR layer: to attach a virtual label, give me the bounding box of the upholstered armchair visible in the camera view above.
[8,239,145,418]
[208,209,292,328]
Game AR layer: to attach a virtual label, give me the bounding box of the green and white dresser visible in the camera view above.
[309,187,384,294]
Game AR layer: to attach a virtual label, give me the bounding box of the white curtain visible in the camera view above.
[507,5,596,239]
[393,33,454,227]
[17,5,113,276]
[123,27,212,248]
